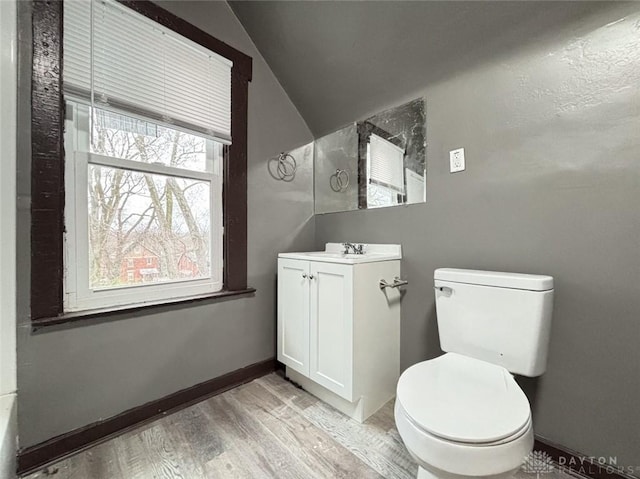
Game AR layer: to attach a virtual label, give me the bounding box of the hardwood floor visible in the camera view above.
[23,373,580,479]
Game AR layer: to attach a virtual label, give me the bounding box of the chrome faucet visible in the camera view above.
[342,242,364,255]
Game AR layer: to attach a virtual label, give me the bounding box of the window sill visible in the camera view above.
[31,288,256,330]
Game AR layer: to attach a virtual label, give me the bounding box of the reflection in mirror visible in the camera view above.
[360,98,426,209]
[314,123,359,214]
[314,98,426,214]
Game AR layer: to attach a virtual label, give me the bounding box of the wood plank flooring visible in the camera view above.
[23,373,581,479]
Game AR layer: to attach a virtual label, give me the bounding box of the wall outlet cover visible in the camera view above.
[450,148,465,173]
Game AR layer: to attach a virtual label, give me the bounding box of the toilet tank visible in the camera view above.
[434,268,554,377]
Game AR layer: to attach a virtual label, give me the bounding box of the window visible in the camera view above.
[29,0,253,323]
[366,134,405,208]
[62,0,228,311]
[63,103,223,311]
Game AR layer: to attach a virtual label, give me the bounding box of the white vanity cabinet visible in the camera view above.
[277,258,312,377]
[277,244,402,422]
[278,258,354,399]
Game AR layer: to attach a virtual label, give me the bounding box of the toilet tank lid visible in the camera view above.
[434,268,553,291]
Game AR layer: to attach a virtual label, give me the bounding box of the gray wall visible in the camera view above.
[315,5,640,472]
[16,0,313,447]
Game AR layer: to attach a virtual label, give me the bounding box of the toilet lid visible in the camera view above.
[396,353,531,443]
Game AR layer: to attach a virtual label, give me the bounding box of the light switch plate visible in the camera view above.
[450,148,465,173]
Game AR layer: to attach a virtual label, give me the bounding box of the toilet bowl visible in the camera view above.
[395,353,533,479]
[395,269,554,479]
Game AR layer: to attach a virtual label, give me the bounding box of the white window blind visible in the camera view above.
[63,0,232,142]
[369,133,405,192]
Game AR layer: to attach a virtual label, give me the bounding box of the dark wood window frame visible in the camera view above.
[30,0,254,327]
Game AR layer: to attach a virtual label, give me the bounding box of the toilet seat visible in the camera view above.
[394,399,534,478]
[396,353,531,444]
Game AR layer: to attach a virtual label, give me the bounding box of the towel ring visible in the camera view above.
[330,169,350,192]
[268,152,297,182]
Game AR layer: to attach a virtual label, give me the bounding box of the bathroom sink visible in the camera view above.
[303,252,358,259]
[279,243,401,264]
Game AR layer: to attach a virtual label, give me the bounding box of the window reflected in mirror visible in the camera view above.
[314,98,425,214]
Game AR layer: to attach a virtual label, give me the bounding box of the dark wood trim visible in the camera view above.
[534,437,638,479]
[28,1,253,322]
[17,358,276,476]
[224,70,249,291]
[31,288,256,330]
[362,121,405,149]
[116,0,252,82]
[356,122,369,210]
[30,0,65,320]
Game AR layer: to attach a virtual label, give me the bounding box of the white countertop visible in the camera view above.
[279,243,401,264]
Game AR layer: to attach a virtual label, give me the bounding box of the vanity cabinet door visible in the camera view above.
[277,259,310,376]
[309,262,353,400]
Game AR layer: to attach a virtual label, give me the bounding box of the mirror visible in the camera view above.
[314,98,426,214]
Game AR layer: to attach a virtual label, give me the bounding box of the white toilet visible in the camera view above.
[395,268,554,479]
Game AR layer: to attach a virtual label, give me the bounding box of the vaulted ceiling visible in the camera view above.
[229,1,613,137]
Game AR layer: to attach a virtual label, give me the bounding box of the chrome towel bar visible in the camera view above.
[379,277,409,290]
